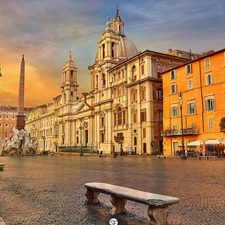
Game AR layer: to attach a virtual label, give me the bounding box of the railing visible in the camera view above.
[161,128,199,137]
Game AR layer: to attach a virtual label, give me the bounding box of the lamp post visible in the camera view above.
[79,119,83,156]
[179,92,187,159]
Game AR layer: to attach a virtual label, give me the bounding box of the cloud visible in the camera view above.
[0,0,225,107]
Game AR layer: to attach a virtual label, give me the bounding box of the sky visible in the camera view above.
[0,0,225,108]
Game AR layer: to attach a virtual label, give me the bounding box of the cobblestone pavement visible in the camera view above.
[0,154,225,225]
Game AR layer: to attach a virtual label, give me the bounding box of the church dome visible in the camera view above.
[118,36,138,59]
[94,8,138,63]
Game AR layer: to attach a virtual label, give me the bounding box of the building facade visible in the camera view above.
[161,49,225,156]
[0,105,30,146]
[25,9,191,155]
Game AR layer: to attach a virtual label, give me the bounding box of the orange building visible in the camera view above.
[0,105,31,146]
[161,49,225,156]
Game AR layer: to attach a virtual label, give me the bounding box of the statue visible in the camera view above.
[0,128,38,156]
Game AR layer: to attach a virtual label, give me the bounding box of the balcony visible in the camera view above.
[220,127,225,132]
[161,128,199,137]
[114,135,124,143]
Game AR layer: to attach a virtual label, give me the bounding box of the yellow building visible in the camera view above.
[162,49,225,156]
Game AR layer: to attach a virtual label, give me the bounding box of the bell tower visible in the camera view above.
[61,51,78,104]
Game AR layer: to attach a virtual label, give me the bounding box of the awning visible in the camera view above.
[205,140,220,145]
[187,140,202,146]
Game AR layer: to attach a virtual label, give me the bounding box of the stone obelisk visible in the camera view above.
[16,54,25,130]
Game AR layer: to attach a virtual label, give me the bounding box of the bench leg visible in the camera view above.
[148,205,169,225]
[84,189,100,205]
[110,196,127,215]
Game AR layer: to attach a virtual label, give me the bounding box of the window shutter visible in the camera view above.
[206,76,209,85]
[187,104,190,114]
[210,75,213,84]
[205,100,208,111]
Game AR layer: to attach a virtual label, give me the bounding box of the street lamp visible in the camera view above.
[179,92,187,159]
[79,119,83,156]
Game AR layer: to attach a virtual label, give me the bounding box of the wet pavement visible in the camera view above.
[0,154,225,225]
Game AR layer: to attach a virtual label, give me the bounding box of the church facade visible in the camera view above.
[25,9,191,155]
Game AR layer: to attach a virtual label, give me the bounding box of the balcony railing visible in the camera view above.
[161,128,199,137]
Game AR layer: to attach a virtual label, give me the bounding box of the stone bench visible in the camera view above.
[0,163,5,171]
[84,182,179,225]
[197,156,218,160]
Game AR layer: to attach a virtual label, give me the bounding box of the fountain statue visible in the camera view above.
[0,128,38,156]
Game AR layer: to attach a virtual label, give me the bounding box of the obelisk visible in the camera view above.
[16,54,26,130]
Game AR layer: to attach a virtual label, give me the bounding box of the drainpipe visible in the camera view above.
[199,60,205,132]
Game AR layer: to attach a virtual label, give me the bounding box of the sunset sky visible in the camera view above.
[0,0,225,108]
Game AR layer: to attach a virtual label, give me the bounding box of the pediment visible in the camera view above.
[75,102,93,113]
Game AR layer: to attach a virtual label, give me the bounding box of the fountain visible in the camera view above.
[1,128,38,156]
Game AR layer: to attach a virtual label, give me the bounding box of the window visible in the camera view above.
[141,64,144,75]
[132,89,137,102]
[140,87,146,101]
[170,84,176,94]
[158,89,162,99]
[206,74,213,85]
[171,106,178,117]
[101,117,104,127]
[123,111,126,124]
[187,102,196,114]
[143,128,146,138]
[170,70,176,80]
[186,64,192,74]
[133,112,137,123]
[114,113,116,126]
[157,72,161,78]
[117,107,122,125]
[187,79,193,90]
[102,74,106,88]
[111,42,115,57]
[113,87,117,98]
[205,58,210,68]
[158,110,163,121]
[95,75,98,89]
[205,98,215,111]
[141,109,147,122]
[208,119,214,130]
[102,44,105,58]
[114,107,126,126]
[100,132,105,142]
[118,86,121,96]
[132,66,137,81]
